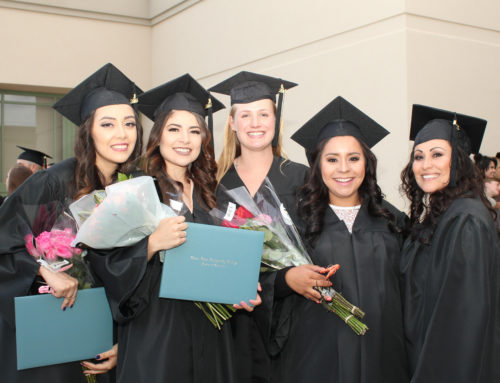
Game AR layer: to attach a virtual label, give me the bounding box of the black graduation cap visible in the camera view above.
[16,146,52,168]
[137,74,225,148]
[410,104,486,155]
[409,104,487,187]
[52,63,142,126]
[209,71,297,146]
[137,73,224,121]
[291,96,389,158]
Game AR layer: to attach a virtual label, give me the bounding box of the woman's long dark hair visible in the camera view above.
[401,145,495,243]
[74,107,143,200]
[298,137,398,244]
[143,109,217,210]
[473,152,495,179]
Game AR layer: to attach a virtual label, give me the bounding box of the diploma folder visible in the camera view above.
[159,223,264,304]
[15,287,113,370]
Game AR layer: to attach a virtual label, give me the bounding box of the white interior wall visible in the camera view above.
[1,0,499,209]
[7,0,149,17]
[0,7,151,89]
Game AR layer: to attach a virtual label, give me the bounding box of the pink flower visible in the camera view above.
[24,234,41,257]
[256,214,273,225]
[35,232,54,259]
[26,229,80,261]
[49,229,78,259]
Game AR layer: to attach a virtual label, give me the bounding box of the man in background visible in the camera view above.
[16,146,52,173]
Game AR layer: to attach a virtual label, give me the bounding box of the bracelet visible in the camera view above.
[36,258,52,270]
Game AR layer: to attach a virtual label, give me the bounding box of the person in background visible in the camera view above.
[0,63,143,383]
[400,104,499,383]
[473,152,496,179]
[484,177,500,207]
[6,164,33,195]
[210,71,309,383]
[492,153,500,205]
[16,146,52,172]
[495,152,500,180]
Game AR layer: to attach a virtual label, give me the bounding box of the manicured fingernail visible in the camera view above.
[70,304,73,309]
[95,355,101,360]
[63,307,66,311]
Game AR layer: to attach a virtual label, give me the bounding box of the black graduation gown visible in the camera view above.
[400,197,500,383]
[0,158,112,383]
[275,201,410,383]
[216,156,309,383]
[87,189,236,383]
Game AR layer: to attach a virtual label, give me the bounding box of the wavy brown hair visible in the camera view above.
[74,107,143,200]
[143,110,217,210]
[298,137,398,244]
[401,145,496,243]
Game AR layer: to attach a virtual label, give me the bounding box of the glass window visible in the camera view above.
[0,91,74,196]
[4,94,36,103]
[4,103,36,126]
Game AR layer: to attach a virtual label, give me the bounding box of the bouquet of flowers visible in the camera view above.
[70,175,176,249]
[69,176,235,330]
[211,179,368,335]
[24,209,94,292]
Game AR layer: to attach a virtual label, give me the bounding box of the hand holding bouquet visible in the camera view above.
[212,179,368,335]
[22,204,109,383]
[24,209,94,293]
[69,176,235,330]
[70,176,176,249]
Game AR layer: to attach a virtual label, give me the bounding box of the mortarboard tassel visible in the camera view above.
[449,115,460,187]
[205,97,215,153]
[272,84,285,147]
[130,83,139,104]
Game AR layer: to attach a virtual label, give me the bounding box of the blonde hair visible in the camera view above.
[216,103,286,183]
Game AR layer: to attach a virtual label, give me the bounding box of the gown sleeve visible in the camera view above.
[0,170,66,327]
[86,238,151,325]
[411,213,500,383]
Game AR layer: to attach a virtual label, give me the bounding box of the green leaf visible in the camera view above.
[117,172,132,182]
[93,190,106,205]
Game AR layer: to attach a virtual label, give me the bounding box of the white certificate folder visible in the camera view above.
[159,222,264,304]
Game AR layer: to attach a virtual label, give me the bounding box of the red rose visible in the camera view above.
[234,206,253,219]
[222,220,239,229]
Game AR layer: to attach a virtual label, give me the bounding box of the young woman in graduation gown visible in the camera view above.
[400,105,500,383]
[274,96,410,383]
[0,63,143,382]
[87,74,260,383]
[209,71,310,383]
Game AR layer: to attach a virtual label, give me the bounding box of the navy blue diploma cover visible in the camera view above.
[15,287,113,370]
[159,223,264,304]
